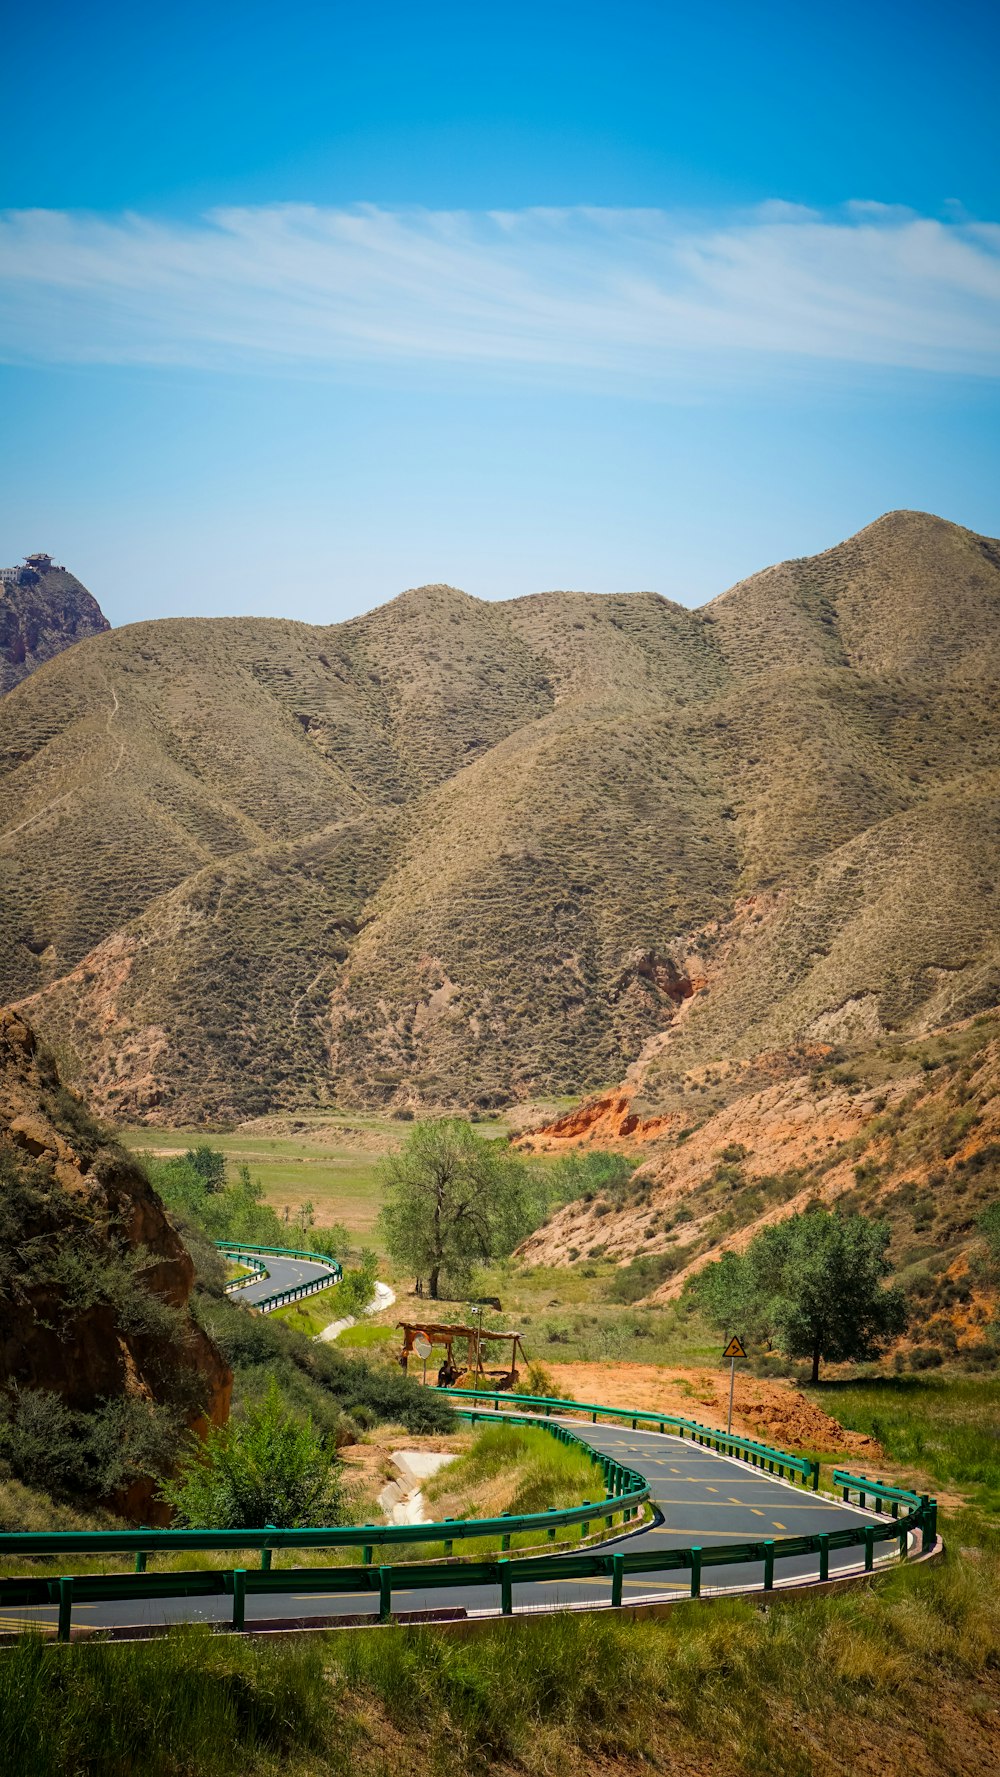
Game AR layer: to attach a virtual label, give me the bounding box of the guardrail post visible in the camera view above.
[547,1526,556,1541]
[864,1527,875,1572]
[690,1547,702,1599]
[818,1533,830,1583]
[232,1569,246,1633]
[899,1523,908,1561]
[261,1524,277,1571]
[612,1553,624,1607]
[812,1462,820,1491]
[500,1560,512,1616]
[134,1546,147,1574]
[363,1544,373,1565]
[581,1502,591,1538]
[501,1532,511,1552]
[763,1541,775,1591]
[57,1576,73,1643]
[379,1567,392,1621]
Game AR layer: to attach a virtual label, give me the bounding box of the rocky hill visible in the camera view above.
[0,509,998,1122]
[0,554,109,696]
[0,1009,230,1517]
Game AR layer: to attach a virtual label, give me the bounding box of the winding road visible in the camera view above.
[234,1251,338,1308]
[0,1417,890,1635]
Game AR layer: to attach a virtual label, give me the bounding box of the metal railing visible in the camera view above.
[0,1400,937,1642]
[439,1386,821,1487]
[214,1242,343,1314]
[222,1255,269,1294]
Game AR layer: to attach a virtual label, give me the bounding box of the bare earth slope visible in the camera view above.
[1,510,998,1120]
[519,1010,1000,1360]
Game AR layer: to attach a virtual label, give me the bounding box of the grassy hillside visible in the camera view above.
[1,510,998,1120]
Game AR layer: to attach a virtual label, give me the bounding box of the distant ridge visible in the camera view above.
[0,510,997,1122]
[0,553,110,695]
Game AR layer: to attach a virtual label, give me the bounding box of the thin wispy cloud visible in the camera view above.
[0,202,997,383]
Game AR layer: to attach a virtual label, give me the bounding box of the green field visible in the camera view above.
[120,1118,396,1242]
[121,1113,514,1246]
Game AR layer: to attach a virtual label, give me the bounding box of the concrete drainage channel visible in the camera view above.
[378,1451,458,1525]
[318,1279,396,1343]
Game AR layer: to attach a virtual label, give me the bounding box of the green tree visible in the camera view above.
[184,1145,226,1191]
[377,1119,541,1298]
[695,1209,908,1382]
[159,1382,342,1529]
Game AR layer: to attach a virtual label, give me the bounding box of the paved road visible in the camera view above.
[0,1420,889,1634]
[235,1252,338,1307]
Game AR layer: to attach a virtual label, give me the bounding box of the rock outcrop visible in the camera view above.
[0,556,109,695]
[0,1008,230,1515]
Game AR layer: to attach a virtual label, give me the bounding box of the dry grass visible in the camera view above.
[1,511,998,1121]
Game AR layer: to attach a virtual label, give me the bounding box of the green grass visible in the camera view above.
[336,1323,393,1349]
[4,1548,1000,1775]
[0,1627,337,1777]
[807,1373,1000,1540]
[440,1260,720,1368]
[271,1284,357,1338]
[121,1122,391,1242]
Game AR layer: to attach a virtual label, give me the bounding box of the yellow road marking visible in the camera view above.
[751,1509,765,1517]
[772,1523,786,1531]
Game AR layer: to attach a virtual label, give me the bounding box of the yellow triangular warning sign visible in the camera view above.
[723,1336,747,1360]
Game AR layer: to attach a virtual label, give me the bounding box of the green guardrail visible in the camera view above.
[0,1409,646,1563]
[215,1242,343,1315]
[222,1255,270,1294]
[3,1505,930,1642]
[833,1469,936,1541]
[0,1398,937,1642]
[438,1386,821,1488]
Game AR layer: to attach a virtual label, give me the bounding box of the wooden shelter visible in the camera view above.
[397,1321,528,1389]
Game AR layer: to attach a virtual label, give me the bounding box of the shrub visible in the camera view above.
[160,1381,343,1529]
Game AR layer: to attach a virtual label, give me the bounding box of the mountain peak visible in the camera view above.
[0,555,110,695]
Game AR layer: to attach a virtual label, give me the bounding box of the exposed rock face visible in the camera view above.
[0,1008,231,1515]
[0,557,109,695]
[516,1009,1000,1358]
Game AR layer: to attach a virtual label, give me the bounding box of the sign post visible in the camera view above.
[413,1330,432,1386]
[722,1335,747,1435]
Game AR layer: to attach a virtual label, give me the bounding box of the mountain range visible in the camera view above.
[0,509,997,1123]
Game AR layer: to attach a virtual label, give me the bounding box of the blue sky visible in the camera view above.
[1,0,998,625]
